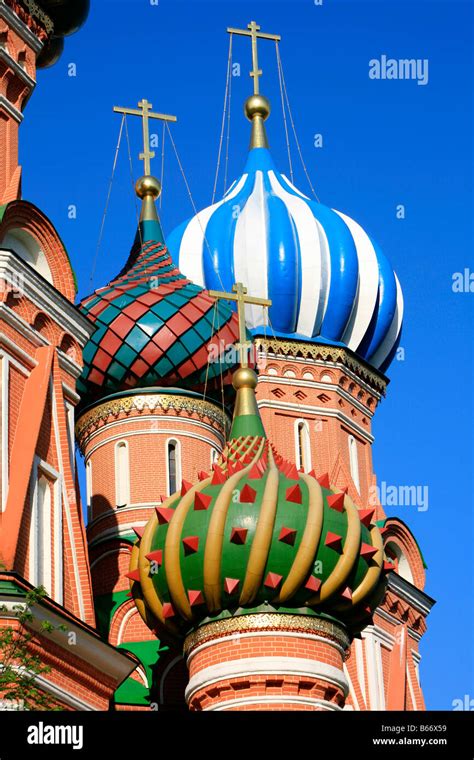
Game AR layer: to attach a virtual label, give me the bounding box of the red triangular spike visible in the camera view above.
[198,470,209,481]
[125,591,133,599]
[317,472,331,489]
[194,491,212,511]
[359,508,376,528]
[181,479,193,496]
[188,590,204,607]
[287,463,299,480]
[279,526,297,546]
[126,569,141,582]
[145,549,163,566]
[327,492,345,513]
[162,602,175,619]
[132,525,145,539]
[233,460,244,472]
[383,560,395,572]
[305,576,322,593]
[341,486,349,495]
[155,506,174,525]
[211,467,227,485]
[379,526,389,535]
[240,484,257,503]
[308,469,317,479]
[298,467,305,473]
[341,586,353,601]
[248,462,263,479]
[286,484,302,504]
[224,577,240,594]
[182,536,199,555]
[264,572,283,589]
[360,542,378,561]
[325,532,343,552]
[230,527,248,545]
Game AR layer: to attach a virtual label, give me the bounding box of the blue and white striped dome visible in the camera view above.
[167,147,403,374]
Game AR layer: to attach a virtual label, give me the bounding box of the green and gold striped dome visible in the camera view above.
[128,367,389,640]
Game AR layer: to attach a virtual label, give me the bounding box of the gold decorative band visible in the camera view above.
[22,0,54,34]
[76,393,230,447]
[255,338,387,393]
[183,613,350,656]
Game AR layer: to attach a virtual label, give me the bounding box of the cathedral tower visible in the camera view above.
[166,20,434,710]
[75,100,245,707]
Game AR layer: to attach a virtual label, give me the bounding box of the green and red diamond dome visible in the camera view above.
[78,218,241,407]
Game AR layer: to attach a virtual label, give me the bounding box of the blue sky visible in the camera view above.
[19,0,473,709]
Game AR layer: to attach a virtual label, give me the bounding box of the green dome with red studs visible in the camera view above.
[77,218,241,408]
[128,368,391,640]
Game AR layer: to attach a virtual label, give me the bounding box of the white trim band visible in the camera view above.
[185,657,349,702]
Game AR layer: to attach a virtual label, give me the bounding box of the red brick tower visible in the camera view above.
[0,0,136,711]
[75,103,243,708]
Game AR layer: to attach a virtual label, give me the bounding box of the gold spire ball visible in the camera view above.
[227,20,280,149]
[113,98,177,221]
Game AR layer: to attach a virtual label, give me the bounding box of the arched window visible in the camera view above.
[167,439,181,496]
[86,459,93,522]
[295,420,311,472]
[115,441,130,507]
[386,542,414,584]
[348,435,360,493]
[210,448,219,467]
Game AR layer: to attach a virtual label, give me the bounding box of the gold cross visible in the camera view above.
[227,20,281,95]
[113,99,177,176]
[208,282,271,368]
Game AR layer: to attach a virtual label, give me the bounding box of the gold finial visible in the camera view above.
[209,282,271,430]
[113,99,177,219]
[227,21,280,149]
[208,282,271,368]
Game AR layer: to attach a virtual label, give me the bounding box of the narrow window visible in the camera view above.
[32,474,52,594]
[115,441,130,507]
[295,420,311,472]
[86,459,93,522]
[348,435,361,493]
[167,440,181,496]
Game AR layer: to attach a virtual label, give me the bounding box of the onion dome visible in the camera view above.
[128,364,390,641]
[168,101,403,375]
[36,1,90,68]
[77,177,241,408]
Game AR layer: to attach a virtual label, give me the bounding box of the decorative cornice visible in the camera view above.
[0,594,136,684]
[184,613,350,656]
[255,338,387,394]
[0,94,23,123]
[21,0,53,34]
[76,392,229,449]
[0,47,36,89]
[0,1,46,50]
[387,573,435,616]
[2,0,53,36]
[0,249,94,343]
